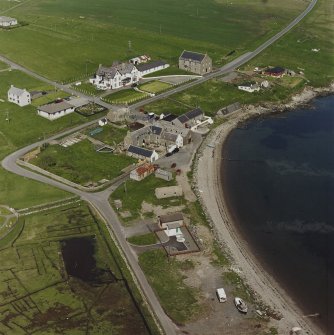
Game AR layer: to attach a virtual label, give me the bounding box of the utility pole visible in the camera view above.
[5,110,10,122]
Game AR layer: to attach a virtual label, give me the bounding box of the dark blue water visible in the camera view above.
[222,95,334,334]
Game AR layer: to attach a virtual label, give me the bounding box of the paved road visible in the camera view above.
[1,1,317,334]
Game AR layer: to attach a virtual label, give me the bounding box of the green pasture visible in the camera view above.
[87,124,127,146]
[31,90,70,107]
[31,140,136,185]
[0,60,9,70]
[71,81,103,96]
[0,203,151,334]
[110,174,182,222]
[139,81,173,94]
[144,77,305,116]
[104,89,148,104]
[245,0,334,87]
[139,249,201,324]
[0,0,307,82]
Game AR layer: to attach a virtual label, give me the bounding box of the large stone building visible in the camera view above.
[179,50,212,75]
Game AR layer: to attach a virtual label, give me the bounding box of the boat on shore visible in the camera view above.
[234,297,248,313]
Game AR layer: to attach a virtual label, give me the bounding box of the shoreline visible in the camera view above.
[194,83,334,335]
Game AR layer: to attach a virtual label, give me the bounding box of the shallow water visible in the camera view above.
[222,95,334,334]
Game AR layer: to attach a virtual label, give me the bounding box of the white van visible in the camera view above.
[216,288,227,303]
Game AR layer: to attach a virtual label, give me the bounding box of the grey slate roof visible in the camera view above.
[150,125,163,135]
[8,86,27,97]
[185,107,203,119]
[176,114,189,124]
[127,145,154,158]
[180,50,206,62]
[163,114,177,122]
[38,101,73,114]
[96,62,135,79]
[136,60,167,72]
[161,132,178,142]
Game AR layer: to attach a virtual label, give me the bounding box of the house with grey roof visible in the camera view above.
[37,101,75,121]
[0,16,17,27]
[179,50,212,75]
[172,107,204,128]
[127,145,159,162]
[90,62,139,90]
[7,85,31,107]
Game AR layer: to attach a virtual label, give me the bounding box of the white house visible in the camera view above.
[37,101,75,121]
[127,145,159,163]
[7,85,31,107]
[90,62,139,90]
[158,212,184,237]
[238,83,260,93]
[0,16,17,27]
[90,60,169,90]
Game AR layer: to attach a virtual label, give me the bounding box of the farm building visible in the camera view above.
[158,212,184,237]
[179,50,212,75]
[0,16,17,27]
[37,101,75,121]
[127,145,159,163]
[155,186,183,199]
[7,85,31,107]
[155,169,173,181]
[264,66,285,77]
[219,102,241,115]
[160,132,183,148]
[130,163,155,181]
[124,125,163,147]
[129,55,151,65]
[238,83,260,93]
[136,60,169,76]
[172,107,204,128]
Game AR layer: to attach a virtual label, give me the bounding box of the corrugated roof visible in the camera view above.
[38,101,73,114]
[136,60,167,72]
[159,212,184,224]
[128,145,154,157]
[180,50,206,62]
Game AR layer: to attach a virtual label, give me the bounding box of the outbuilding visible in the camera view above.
[158,212,184,237]
[127,145,159,163]
[37,101,75,120]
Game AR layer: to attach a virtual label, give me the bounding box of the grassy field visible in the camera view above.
[87,124,127,146]
[139,249,201,324]
[0,60,9,70]
[110,174,183,222]
[30,90,70,107]
[244,0,334,87]
[139,81,173,94]
[103,89,149,104]
[0,0,307,82]
[143,66,191,77]
[127,232,157,246]
[31,140,136,185]
[144,77,305,116]
[0,203,152,334]
[72,81,104,96]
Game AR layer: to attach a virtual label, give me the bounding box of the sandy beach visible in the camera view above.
[194,84,334,335]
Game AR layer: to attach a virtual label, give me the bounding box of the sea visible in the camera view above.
[222,94,334,334]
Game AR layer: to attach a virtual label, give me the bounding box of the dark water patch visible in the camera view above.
[61,236,116,284]
[222,95,334,334]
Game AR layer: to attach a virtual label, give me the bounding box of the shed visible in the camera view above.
[155,169,173,181]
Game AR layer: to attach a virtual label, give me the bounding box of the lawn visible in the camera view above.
[139,249,201,324]
[31,140,136,185]
[144,77,304,116]
[103,89,148,104]
[71,81,104,96]
[0,0,307,82]
[31,90,71,107]
[139,81,173,94]
[0,60,9,70]
[0,203,152,334]
[143,66,191,77]
[127,232,157,246]
[87,124,128,146]
[110,174,183,222]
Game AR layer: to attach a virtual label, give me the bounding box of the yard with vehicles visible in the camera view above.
[31,140,136,185]
[103,89,148,105]
[138,81,173,94]
[0,0,307,82]
[0,203,152,334]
